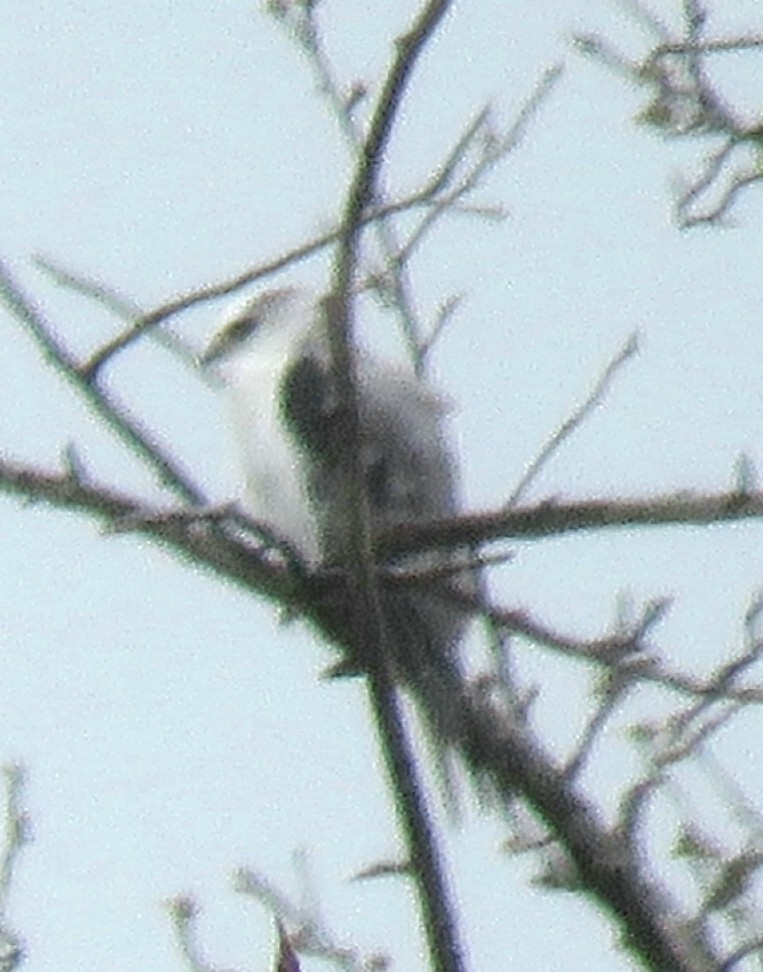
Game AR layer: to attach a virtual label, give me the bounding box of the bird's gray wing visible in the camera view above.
[280,348,472,748]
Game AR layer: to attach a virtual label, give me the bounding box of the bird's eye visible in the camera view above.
[227,315,259,342]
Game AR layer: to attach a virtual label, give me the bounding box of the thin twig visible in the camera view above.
[454,681,717,970]
[679,168,763,228]
[577,5,763,228]
[0,456,297,605]
[398,64,563,270]
[655,37,763,55]
[613,0,671,41]
[81,188,461,378]
[286,0,427,365]
[482,597,763,705]
[563,675,631,783]
[34,255,140,318]
[0,766,28,972]
[235,867,385,972]
[167,896,237,972]
[34,255,199,367]
[507,332,639,506]
[75,65,559,381]
[0,262,205,505]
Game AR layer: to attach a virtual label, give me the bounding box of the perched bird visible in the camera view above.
[201,287,472,744]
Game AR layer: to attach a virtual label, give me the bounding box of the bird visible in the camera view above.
[201,287,473,748]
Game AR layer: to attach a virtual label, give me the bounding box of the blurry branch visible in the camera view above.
[613,0,670,41]
[394,63,563,273]
[454,678,720,970]
[0,456,301,604]
[672,144,763,230]
[33,255,200,370]
[495,598,763,705]
[5,399,763,972]
[628,712,763,961]
[225,638,724,972]
[275,922,302,972]
[0,405,747,972]
[379,485,763,554]
[79,191,437,378]
[270,0,431,365]
[562,672,632,784]
[270,0,561,369]
[70,28,559,382]
[3,443,763,600]
[574,1,763,227]
[418,293,463,363]
[657,38,763,55]
[235,865,388,972]
[0,262,205,505]
[69,189,464,377]
[507,331,639,506]
[34,257,139,319]
[325,4,469,972]
[168,887,382,972]
[3,437,763,711]
[167,896,237,972]
[77,145,518,380]
[326,0,463,321]
[690,749,763,959]
[0,766,28,972]
[2,444,762,714]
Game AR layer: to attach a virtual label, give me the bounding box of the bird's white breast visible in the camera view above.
[224,337,322,564]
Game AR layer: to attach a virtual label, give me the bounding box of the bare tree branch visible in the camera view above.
[0,447,745,972]
[79,174,497,379]
[0,262,205,505]
[574,3,763,227]
[0,766,28,972]
[380,486,763,555]
[507,332,640,506]
[326,4,468,972]
[4,4,763,969]
[235,866,387,972]
[455,684,720,971]
[33,255,200,368]
[167,896,238,972]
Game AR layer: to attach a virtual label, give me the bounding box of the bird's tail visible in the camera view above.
[378,581,472,808]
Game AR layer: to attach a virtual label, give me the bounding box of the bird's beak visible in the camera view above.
[198,347,214,368]
[198,333,227,367]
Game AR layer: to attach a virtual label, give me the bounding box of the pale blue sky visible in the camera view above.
[2,2,763,970]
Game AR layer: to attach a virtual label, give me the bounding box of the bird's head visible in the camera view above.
[200,287,315,369]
